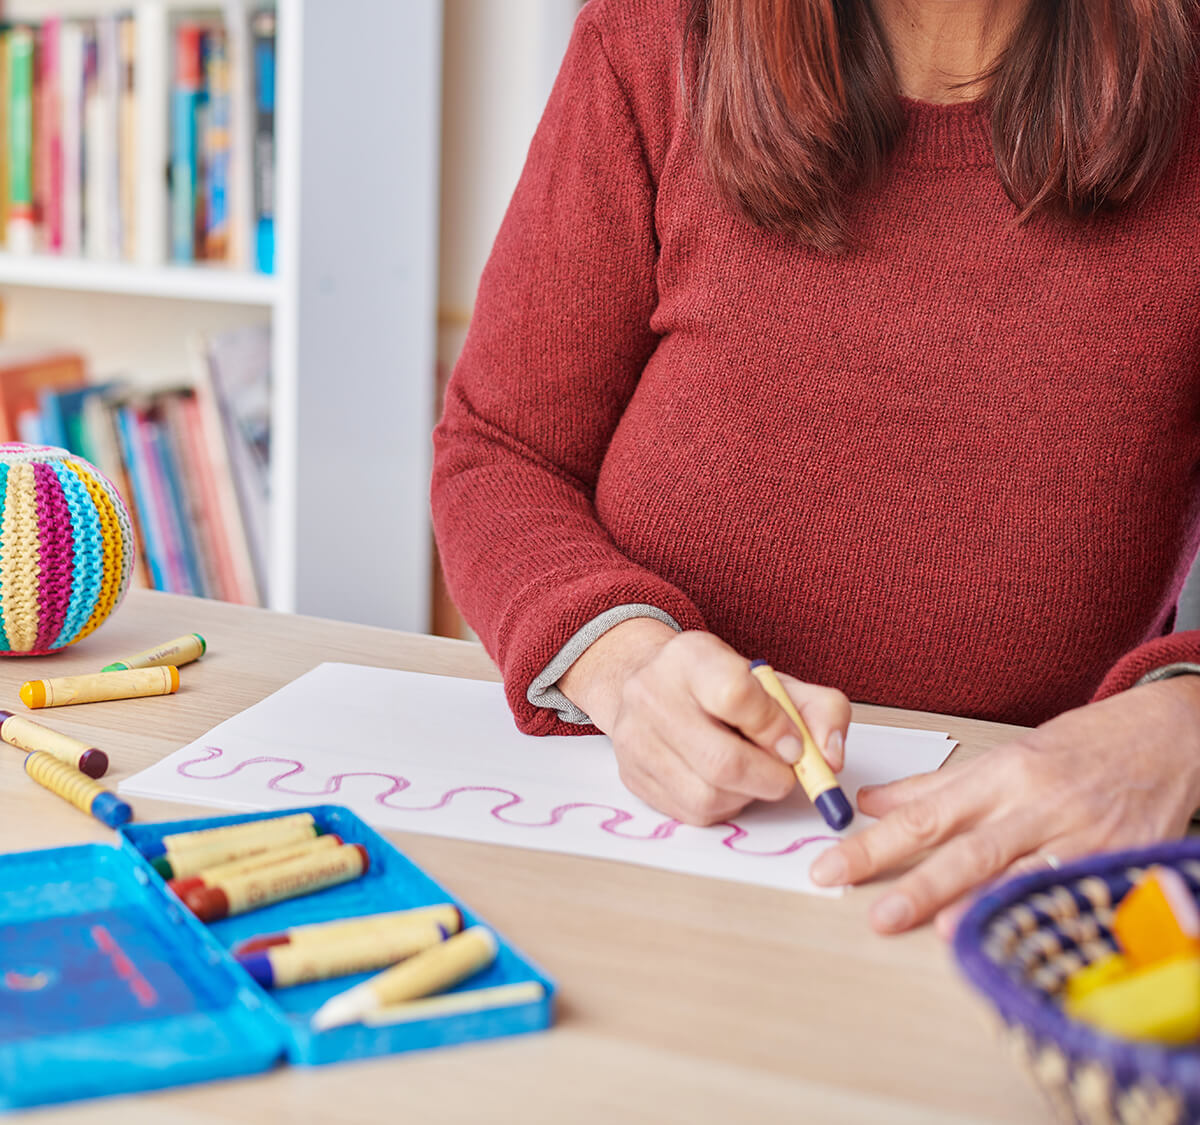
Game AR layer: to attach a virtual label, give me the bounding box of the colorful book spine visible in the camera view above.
[251,10,274,274]
[114,401,167,591]
[149,402,204,596]
[7,28,36,253]
[170,24,204,263]
[203,29,231,261]
[58,20,84,258]
[118,15,136,261]
[38,19,62,253]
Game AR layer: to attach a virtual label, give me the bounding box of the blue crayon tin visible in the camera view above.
[0,805,554,1111]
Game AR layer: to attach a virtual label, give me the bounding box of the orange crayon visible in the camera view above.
[20,666,179,709]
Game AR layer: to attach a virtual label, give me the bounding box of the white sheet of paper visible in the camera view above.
[120,663,958,895]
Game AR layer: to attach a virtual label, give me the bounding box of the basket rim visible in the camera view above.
[953,838,1200,1090]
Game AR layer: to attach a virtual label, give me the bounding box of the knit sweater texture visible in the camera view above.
[431,0,1200,736]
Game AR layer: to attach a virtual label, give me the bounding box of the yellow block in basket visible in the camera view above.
[1064,953,1129,1006]
[1065,955,1200,1046]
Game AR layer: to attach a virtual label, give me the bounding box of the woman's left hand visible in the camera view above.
[809,677,1200,937]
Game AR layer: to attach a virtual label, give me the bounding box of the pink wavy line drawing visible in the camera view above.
[176,746,835,858]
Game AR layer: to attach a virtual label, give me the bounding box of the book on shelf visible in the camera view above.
[0,7,276,271]
[19,323,271,606]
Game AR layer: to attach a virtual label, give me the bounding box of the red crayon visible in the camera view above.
[185,843,371,923]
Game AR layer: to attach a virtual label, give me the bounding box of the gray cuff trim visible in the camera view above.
[1135,662,1200,687]
[526,604,683,725]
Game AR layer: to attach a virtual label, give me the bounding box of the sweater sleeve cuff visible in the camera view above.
[498,568,707,737]
[526,603,684,725]
[1091,631,1200,702]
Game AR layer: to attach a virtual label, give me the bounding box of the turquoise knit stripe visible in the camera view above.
[49,462,103,650]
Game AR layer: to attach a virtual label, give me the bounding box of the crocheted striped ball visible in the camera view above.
[0,444,135,654]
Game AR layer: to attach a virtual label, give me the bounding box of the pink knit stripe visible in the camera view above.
[32,461,73,652]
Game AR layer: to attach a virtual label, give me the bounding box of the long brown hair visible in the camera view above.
[684,0,1198,250]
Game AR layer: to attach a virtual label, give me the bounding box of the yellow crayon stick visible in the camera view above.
[153,818,323,879]
[749,660,853,831]
[184,843,371,922]
[23,751,132,828]
[310,926,499,1030]
[0,710,108,777]
[168,833,342,893]
[160,812,316,856]
[20,666,179,709]
[363,981,547,1027]
[1064,953,1129,1006]
[235,904,464,954]
[103,633,206,672]
[238,920,451,989]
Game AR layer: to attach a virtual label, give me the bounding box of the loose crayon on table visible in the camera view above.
[151,817,324,879]
[23,750,132,828]
[1112,866,1200,968]
[0,710,108,778]
[234,904,464,954]
[237,919,451,989]
[310,926,499,1031]
[168,833,343,896]
[363,981,547,1027]
[20,666,179,709]
[184,843,371,922]
[103,633,207,672]
[748,660,853,831]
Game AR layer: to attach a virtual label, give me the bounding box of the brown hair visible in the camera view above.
[684,0,1198,250]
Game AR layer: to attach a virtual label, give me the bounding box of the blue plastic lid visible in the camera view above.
[0,843,285,1111]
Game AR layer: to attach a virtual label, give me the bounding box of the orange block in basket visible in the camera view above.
[1112,867,1200,968]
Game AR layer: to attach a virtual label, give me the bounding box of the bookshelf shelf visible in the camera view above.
[0,254,279,305]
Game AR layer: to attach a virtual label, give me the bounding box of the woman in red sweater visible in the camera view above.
[431,0,1200,936]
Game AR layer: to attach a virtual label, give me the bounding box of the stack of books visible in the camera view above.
[8,324,270,605]
[0,5,275,271]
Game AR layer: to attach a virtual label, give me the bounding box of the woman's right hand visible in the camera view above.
[558,621,851,825]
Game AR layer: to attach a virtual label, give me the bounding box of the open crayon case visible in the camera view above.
[0,805,554,1111]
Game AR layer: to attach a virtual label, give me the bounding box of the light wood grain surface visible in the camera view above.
[2,590,1049,1124]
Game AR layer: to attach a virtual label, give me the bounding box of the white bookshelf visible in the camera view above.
[0,0,443,634]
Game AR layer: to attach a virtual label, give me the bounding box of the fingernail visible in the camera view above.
[810,850,848,886]
[871,894,913,932]
[824,729,844,769]
[776,735,803,765]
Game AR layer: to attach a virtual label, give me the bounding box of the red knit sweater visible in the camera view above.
[431,0,1200,736]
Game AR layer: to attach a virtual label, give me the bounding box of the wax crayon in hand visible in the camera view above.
[184,843,371,922]
[103,633,206,672]
[238,920,451,989]
[20,666,179,709]
[310,926,499,1031]
[24,750,132,828]
[0,710,108,777]
[749,660,853,831]
[234,904,464,954]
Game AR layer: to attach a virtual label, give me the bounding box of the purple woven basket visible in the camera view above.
[954,840,1200,1124]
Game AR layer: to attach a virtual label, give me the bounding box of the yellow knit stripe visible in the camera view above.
[64,463,124,645]
[1,463,40,651]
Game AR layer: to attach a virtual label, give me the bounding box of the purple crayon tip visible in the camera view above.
[815,789,854,832]
[237,951,275,989]
[78,748,109,779]
[0,710,13,723]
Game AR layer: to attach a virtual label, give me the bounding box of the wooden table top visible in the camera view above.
[2,589,1049,1124]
